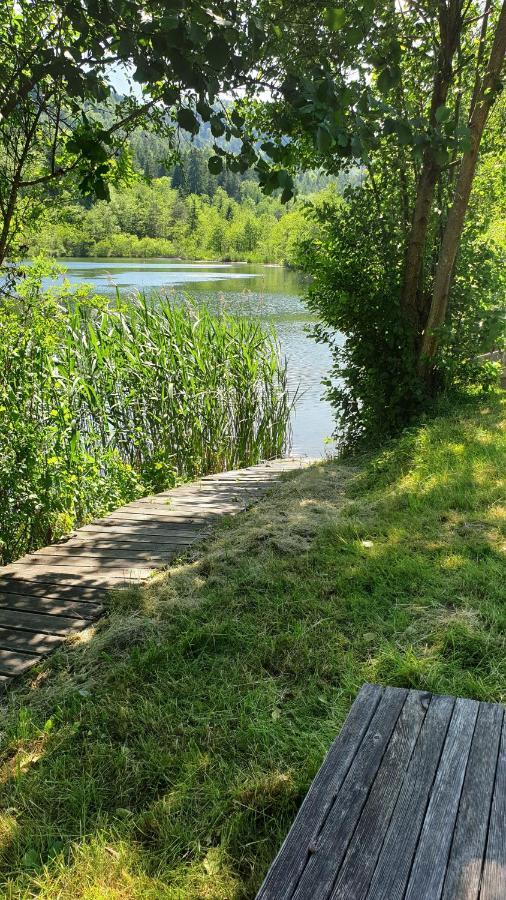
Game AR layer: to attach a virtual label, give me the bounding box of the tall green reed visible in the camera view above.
[0,264,291,563]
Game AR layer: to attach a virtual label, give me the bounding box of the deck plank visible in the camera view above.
[441,701,503,900]
[0,626,65,655]
[480,712,506,899]
[0,649,41,676]
[258,689,506,900]
[291,687,408,900]
[256,683,384,900]
[0,592,102,619]
[26,546,179,560]
[0,608,88,635]
[404,697,479,900]
[343,693,455,900]
[0,579,107,601]
[17,555,163,569]
[330,689,430,900]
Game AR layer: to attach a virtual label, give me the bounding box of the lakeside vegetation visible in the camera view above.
[27,177,321,264]
[0,393,504,896]
[0,263,290,565]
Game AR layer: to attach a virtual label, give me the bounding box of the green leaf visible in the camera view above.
[176,107,199,135]
[210,116,225,137]
[316,125,333,153]
[208,155,223,174]
[435,105,451,124]
[196,99,212,120]
[205,34,229,67]
[324,8,346,29]
[395,121,412,145]
[377,66,401,94]
[21,850,39,870]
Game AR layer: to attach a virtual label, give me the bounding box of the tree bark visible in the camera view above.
[419,0,506,372]
[401,1,464,331]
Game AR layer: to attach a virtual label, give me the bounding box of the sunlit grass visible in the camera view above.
[0,393,504,897]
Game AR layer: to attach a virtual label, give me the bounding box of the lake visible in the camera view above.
[53,259,338,458]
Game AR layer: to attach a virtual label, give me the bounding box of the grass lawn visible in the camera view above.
[0,393,505,898]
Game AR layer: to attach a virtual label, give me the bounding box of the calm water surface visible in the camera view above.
[54,259,338,457]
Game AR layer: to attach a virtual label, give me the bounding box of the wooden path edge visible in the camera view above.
[0,457,312,696]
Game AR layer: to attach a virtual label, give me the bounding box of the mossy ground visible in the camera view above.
[0,393,505,898]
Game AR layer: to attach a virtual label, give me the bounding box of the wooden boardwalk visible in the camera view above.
[0,458,308,694]
[257,684,506,900]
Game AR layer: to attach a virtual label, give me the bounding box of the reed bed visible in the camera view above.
[0,275,291,563]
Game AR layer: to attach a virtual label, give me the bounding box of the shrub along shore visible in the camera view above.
[0,265,290,565]
[0,392,504,897]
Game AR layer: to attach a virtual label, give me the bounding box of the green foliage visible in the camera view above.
[27,178,319,265]
[0,0,280,262]
[0,262,290,563]
[300,183,424,445]
[0,395,504,896]
[300,171,505,446]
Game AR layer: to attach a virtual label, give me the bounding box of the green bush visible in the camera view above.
[0,262,290,563]
[299,182,505,447]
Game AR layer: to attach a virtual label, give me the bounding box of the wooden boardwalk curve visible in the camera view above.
[257,684,506,900]
[0,457,308,694]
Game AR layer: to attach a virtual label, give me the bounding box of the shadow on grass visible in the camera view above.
[0,395,504,897]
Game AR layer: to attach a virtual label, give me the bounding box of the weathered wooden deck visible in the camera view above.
[257,684,506,900]
[0,458,308,694]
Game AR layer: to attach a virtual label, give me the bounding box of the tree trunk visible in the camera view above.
[401,1,463,331]
[419,0,506,372]
[0,176,22,268]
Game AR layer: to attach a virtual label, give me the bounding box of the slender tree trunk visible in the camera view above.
[0,182,20,267]
[419,0,506,372]
[401,0,463,331]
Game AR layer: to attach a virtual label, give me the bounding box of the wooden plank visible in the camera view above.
[403,697,478,900]
[199,473,274,480]
[77,524,204,541]
[0,592,101,619]
[0,578,107,602]
[87,514,216,529]
[94,504,236,521]
[18,553,165,569]
[256,684,384,900]
[51,539,202,553]
[0,571,142,589]
[0,626,64,655]
[26,546,176,561]
[0,649,39,676]
[0,608,88,636]
[330,690,430,900]
[365,693,455,900]
[82,515,205,526]
[441,701,503,900]
[480,712,506,900]
[186,484,266,493]
[291,687,408,900]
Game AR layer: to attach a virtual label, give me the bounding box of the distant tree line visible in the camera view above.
[28,178,340,264]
